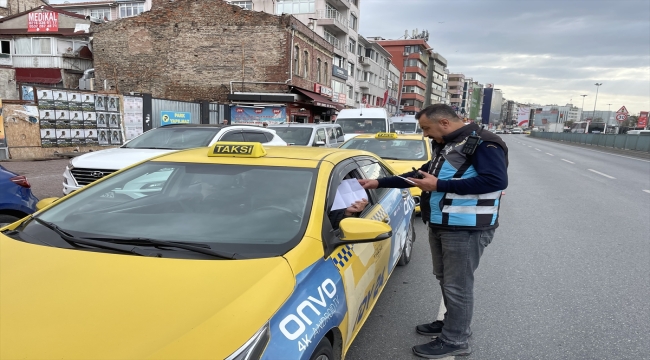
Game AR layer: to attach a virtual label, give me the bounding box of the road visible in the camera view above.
[347,135,650,359]
[2,136,649,359]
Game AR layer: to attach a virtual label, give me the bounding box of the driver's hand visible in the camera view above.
[345,198,368,216]
[358,179,379,189]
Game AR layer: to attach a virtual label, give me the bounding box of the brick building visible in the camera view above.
[91,0,341,124]
[0,0,48,18]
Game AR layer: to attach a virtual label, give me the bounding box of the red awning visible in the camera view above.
[292,87,345,111]
[15,68,62,84]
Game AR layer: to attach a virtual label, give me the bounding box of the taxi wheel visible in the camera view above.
[310,337,334,360]
[397,219,415,266]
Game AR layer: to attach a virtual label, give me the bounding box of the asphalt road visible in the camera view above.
[2,136,649,359]
[347,135,650,359]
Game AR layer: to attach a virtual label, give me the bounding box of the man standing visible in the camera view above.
[358,104,508,359]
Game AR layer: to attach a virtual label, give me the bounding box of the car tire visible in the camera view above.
[309,337,334,360]
[0,214,21,228]
[398,218,415,266]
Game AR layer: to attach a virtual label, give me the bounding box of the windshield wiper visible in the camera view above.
[83,237,239,260]
[380,157,402,160]
[31,217,160,257]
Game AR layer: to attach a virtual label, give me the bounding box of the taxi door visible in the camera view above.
[321,158,393,348]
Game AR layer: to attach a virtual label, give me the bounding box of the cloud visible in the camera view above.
[360,0,650,114]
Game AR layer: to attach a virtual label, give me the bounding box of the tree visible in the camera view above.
[623,115,638,128]
[565,120,574,128]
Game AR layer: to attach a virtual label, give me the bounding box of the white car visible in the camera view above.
[511,128,523,134]
[62,124,287,195]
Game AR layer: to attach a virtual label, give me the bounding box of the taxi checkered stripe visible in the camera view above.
[332,245,354,269]
[371,208,389,222]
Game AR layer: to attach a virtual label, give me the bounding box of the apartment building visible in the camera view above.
[51,0,152,21]
[386,62,400,115]
[358,36,392,108]
[430,52,447,105]
[448,72,464,113]
[233,0,361,109]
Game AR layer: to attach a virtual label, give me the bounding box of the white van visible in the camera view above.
[335,108,393,141]
[391,114,421,134]
[268,123,345,147]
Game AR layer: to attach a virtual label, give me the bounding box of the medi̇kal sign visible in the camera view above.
[28,11,59,32]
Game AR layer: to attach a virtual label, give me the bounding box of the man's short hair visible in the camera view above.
[415,104,461,122]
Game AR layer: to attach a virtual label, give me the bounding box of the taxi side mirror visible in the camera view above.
[337,218,392,243]
[36,197,59,211]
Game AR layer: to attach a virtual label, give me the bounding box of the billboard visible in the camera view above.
[231,106,287,125]
[517,106,530,127]
[638,111,648,128]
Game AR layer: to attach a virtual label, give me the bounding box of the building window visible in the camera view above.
[317,58,322,82]
[349,14,357,30]
[294,46,300,75]
[229,1,253,9]
[276,0,315,14]
[14,38,52,55]
[119,2,145,18]
[90,8,111,20]
[303,50,309,78]
[348,38,356,53]
[347,85,353,99]
[347,62,354,77]
[357,44,363,56]
[1,40,10,56]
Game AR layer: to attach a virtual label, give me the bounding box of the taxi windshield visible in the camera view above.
[394,123,419,133]
[271,127,313,145]
[340,138,427,161]
[124,127,221,149]
[336,118,386,134]
[33,162,316,258]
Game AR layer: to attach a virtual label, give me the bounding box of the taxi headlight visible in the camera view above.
[225,323,270,360]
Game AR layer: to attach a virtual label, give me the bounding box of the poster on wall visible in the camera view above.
[98,129,110,145]
[83,129,98,146]
[95,95,106,111]
[55,129,71,147]
[82,93,95,111]
[53,90,69,110]
[38,89,54,108]
[40,129,56,148]
[70,128,84,146]
[109,129,122,145]
[108,113,121,129]
[97,112,108,128]
[21,85,35,102]
[123,96,144,141]
[68,92,83,111]
[107,96,120,112]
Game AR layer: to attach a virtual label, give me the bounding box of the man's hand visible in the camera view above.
[345,198,368,216]
[358,179,379,189]
[408,171,439,192]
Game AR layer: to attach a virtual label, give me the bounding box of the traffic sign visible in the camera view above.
[615,113,628,122]
[616,106,629,114]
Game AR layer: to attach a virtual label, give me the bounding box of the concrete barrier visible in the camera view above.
[529,132,650,153]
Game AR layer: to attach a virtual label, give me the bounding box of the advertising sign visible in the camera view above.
[332,65,348,80]
[28,11,59,32]
[517,106,531,127]
[231,106,286,125]
[314,84,333,98]
[161,111,191,126]
[638,111,648,128]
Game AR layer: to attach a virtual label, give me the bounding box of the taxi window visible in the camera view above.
[328,128,336,141]
[336,127,344,141]
[243,131,268,143]
[33,162,317,258]
[340,138,427,161]
[359,162,391,200]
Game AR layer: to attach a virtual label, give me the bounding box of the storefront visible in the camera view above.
[290,86,343,123]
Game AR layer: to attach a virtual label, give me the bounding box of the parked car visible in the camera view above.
[511,128,523,134]
[269,123,345,147]
[62,124,287,195]
[0,165,39,227]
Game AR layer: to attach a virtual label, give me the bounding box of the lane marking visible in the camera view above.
[528,146,532,148]
[561,159,575,164]
[588,169,616,179]
[546,153,555,156]
[535,148,541,151]
[643,190,650,194]
[526,139,650,163]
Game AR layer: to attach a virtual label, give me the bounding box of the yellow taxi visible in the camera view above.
[339,133,432,213]
[0,142,416,360]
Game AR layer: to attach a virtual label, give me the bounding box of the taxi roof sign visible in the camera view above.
[208,142,267,158]
[375,132,398,140]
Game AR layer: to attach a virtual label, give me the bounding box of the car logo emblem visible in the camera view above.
[91,171,104,178]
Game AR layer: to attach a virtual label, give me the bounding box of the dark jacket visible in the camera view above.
[378,123,509,230]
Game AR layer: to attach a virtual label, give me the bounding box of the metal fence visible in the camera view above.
[151,98,201,129]
[529,132,650,152]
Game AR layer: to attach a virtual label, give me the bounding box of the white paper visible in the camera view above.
[332,179,368,211]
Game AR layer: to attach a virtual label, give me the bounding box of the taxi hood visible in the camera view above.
[70,147,176,171]
[0,237,295,359]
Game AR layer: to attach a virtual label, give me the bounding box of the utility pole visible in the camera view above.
[580,94,588,121]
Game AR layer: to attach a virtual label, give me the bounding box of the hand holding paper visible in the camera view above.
[332,179,369,211]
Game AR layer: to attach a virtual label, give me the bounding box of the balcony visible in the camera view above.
[324,32,347,55]
[316,9,349,35]
[330,0,351,9]
[359,81,369,89]
[358,55,370,67]
[10,55,93,71]
[448,80,464,87]
[433,65,446,75]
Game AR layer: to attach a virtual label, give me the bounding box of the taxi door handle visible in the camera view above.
[401,190,409,199]
[382,216,391,224]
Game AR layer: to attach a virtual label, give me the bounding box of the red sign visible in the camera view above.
[254,109,263,114]
[638,111,648,127]
[236,108,244,113]
[615,113,627,122]
[28,11,59,32]
[273,108,281,115]
[314,84,333,98]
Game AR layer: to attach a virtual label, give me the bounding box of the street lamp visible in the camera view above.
[580,94,588,121]
[592,83,602,122]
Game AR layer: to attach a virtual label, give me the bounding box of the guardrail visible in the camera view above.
[529,131,650,152]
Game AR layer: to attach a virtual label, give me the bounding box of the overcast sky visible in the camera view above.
[360,0,650,114]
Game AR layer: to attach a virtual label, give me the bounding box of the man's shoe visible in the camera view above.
[412,338,472,359]
[416,320,444,336]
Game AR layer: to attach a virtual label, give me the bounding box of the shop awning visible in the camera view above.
[292,87,344,111]
[15,68,62,84]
